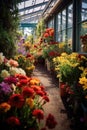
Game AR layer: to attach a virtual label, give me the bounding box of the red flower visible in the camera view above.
[15,74,28,80]
[36,90,44,96]
[8,94,24,108]
[22,87,35,97]
[42,96,49,102]
[6,116,20,126]
[44,33,49,38]
[49,29,54,37]
[32,109,44,121]
[46,114,57,129]
[19,79,29,85]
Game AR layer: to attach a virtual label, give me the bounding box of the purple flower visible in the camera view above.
[0,82,12,95]
[4,76,17,85]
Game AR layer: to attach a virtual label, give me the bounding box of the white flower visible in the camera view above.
[1,70,10,78]
[0,52,5,64]
[18,68,26,75]
[9,67,26,75]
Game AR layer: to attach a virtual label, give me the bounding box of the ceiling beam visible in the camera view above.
[19,1,48,12]
[21,14,41,23]
[19,9,43,18]
[20,23,37,28]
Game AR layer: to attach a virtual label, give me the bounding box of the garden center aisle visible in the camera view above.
[33,64,72,130]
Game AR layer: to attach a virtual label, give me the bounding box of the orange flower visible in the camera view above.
[43,33,49,38]
[0,102,11,112]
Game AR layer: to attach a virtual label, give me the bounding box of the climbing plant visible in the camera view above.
[35,19,46,38]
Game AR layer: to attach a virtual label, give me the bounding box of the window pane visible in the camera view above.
[81,21,87,35]
[58,13,61,32]
[62,10,66,30]
[67,28,72,50]
[68,4,73,28]
[81,0,87,21]
[62,30,66,42]
[58,32,62,42]
[79,21,87,52]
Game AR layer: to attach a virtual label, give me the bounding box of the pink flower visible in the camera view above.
[8,59,19,67]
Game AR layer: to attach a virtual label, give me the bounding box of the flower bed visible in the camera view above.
[0,52,57,130]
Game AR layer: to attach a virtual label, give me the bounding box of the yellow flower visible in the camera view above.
[0,102,11,112]
[30,78,40,85]
[79,77,87,85]
[26,98,34,109]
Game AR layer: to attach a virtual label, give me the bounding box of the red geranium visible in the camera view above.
[6,116,20,126]
[22,87,35,97]
[46,114,57,129]
[32,109,44,121]
[8,94,24,108]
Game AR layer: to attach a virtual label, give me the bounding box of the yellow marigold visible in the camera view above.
[26,65,35,71]
[58,43,65,48]
[79,77,87,85]
[30,78,40,85]
[61,52,68,57]
[26,98,34,109]
[79,66,84,71]
[0,102,11,112]
[83,85,87,90]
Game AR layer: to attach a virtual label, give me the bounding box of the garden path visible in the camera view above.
[33,64,72,130]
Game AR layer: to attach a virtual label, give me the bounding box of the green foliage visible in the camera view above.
[0,0,21,58]
[26,34,34,44]
[35,19,45,38]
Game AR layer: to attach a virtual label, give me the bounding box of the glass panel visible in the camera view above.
[62,10,66,30]
[58,32,62,42]
[68,4,73,28]
[67,28,72,50]
[81,0,87,21]
[79,21,87,52]
[62,30,66,42]
[81,21,87,35]
[48,18,54,28]
[58,13,61,32]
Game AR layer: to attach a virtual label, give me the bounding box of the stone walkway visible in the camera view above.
[33,64,72,130]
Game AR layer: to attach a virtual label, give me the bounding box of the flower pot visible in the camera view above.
[59,81,67,97]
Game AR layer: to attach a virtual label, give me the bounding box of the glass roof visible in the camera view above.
[18,0,50,23]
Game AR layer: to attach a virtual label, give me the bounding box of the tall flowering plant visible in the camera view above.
[0,52,57,130]
[43,28,54,43]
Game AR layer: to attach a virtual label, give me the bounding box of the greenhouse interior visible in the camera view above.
[0,0,87,130]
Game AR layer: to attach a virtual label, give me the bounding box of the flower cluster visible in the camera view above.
[43,28,54,43]
[0,52,57,130]
[80,34,87,45]
[14,54,35,76]
[53,52,87,85]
